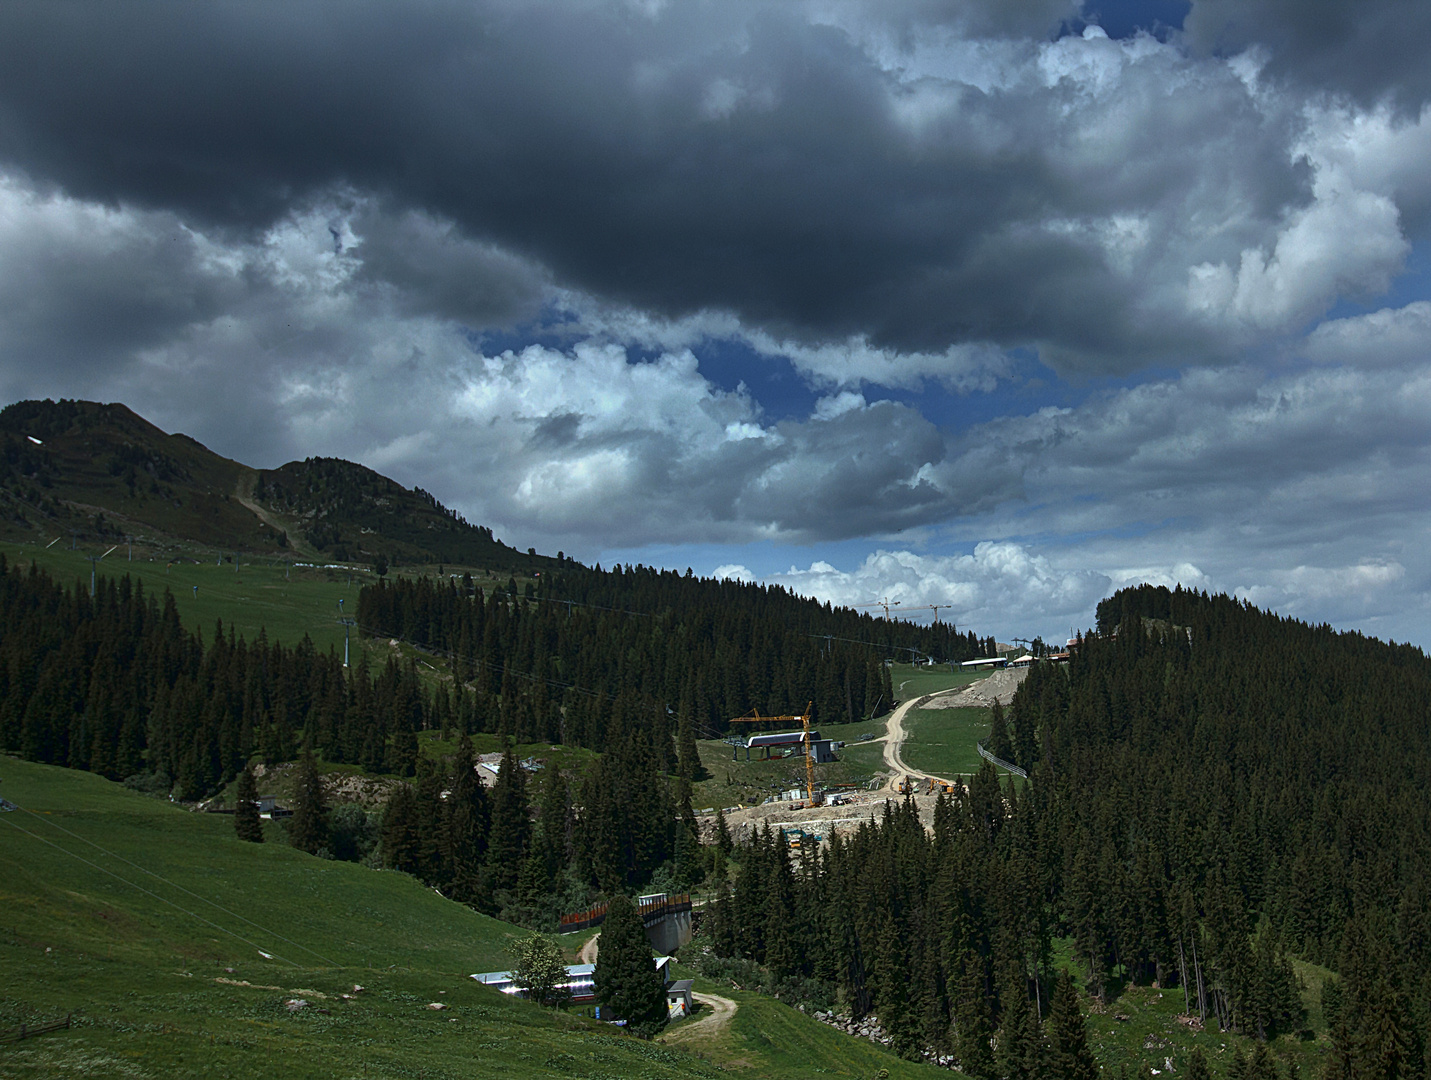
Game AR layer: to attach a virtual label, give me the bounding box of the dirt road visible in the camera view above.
[579,931,738,1042]
[699,670,1024,839]
[920,666,1029,710]
[879,687,962,789]
[578,933,600,964]
[879,668,1028,790]
[661,991,738,1044]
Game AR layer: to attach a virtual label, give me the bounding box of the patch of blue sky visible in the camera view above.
[858,352,1185,434]
[1322,232,1431,323]
[1065,0,1190,40]
[689,338,820,423]
[465,299,1191,435]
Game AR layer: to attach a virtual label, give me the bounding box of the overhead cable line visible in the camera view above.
[0,812,306,967]
[14,804,337,967]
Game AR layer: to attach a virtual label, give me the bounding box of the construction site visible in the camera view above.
[693,664,1033,848]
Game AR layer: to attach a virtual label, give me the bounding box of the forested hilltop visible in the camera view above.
[704,585,1431,1078]
[358,564,983,739]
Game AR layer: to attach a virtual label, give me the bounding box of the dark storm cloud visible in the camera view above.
[350,207,547,326]
[0,186,242,375]
[1185,0,1431,111]
[0,0,1327,371]
[839,0,1080,41]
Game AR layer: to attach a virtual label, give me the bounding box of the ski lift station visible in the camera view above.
[735,729,838,763]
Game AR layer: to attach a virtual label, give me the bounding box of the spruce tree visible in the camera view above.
[1246,1043,1281,1080]
[1048,971,1099,1080]
[233,763,264,843]
[997,974,1040,1080]
[486,743,530,897]
[714,807,734,857]
[988,698,1014,763]
[1186,1047,1212,1080]
[288,744,330,855]
[381,781,421,873]
[445,734,491,904]
[874,913,917,1057]
[951,950,995,1078]
[675,696,703,783]
[593,894,667,1035]
[521,768,568,901]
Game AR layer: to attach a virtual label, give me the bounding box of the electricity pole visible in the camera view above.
[338,598,352,667]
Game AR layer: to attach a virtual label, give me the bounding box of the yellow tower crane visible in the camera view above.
[731,701,822,807]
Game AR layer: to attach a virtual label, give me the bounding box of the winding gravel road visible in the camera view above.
[661,991,739,1044]
[879,668,1027,790]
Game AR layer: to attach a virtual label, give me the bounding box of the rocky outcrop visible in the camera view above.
[809,1009,961,1069]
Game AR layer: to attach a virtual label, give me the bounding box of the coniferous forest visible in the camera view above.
[704,584,1431,1077]
[357,564,982,738]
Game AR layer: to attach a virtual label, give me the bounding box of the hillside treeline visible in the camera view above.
[1033,586,1431,1076]
[708,585,1431,1077]
[382,712,702,922]
[0,556,466,796]
[707,782,1149,1077]
[357,565,983,738]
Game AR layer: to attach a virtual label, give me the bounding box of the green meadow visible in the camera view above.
[3,540,364,655]
[0,757,948,1079]
[1,540,531,659]
[899,706,992,778]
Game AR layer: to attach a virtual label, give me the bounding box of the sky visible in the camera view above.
[2,0,1431,646]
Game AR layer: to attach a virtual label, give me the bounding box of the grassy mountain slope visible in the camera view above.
[0,398,552,573]
[0,398,279,552]
[0,757,944,1079]
[5,541,360,654]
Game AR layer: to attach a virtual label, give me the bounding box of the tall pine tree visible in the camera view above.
[233,763,263,843]
[593,894,667,1035]
[486,743,530,898]
[1048,972,1099,1080]
[288,744,330,855]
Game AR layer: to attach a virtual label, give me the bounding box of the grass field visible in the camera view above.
[688,664,989,805]
[1043,937,1333,1078]
[661,974,950,1080]
[0,757,955,1079]
[4,540,365,655]
[888,663,985,702]
[900,706,992,777]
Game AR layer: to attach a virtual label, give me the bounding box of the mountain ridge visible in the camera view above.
[0,397,552,572]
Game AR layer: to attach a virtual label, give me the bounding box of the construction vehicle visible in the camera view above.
[897,775,916,795]
[782,827,818,850]
[731,701,822,807]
